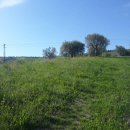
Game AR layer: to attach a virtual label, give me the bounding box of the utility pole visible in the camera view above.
[3,44,6,62]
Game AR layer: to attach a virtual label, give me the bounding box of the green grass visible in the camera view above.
[0,57,130,130]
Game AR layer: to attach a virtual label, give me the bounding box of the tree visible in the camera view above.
[43,47,56,59]
[85,33,110,56]
[116,45,130,56]
[60,41,85,57]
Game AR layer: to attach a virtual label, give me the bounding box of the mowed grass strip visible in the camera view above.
[0,57,130,130]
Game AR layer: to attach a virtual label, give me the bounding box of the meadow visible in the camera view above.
[0,57,130,130]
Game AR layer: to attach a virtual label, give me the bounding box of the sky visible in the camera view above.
[0,0,130,56]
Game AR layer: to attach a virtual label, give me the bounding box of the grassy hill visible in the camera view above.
[0,57,130,130]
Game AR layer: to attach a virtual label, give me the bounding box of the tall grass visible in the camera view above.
[0,57,130,129]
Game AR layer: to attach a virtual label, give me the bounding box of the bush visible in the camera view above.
[116,45,130,56]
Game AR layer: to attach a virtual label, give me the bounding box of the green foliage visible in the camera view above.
[0,58,130,129]
[116,45,130,56]
[85,33,110,56]
[60,41,85,57]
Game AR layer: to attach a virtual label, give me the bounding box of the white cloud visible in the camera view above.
[0,0,24,8]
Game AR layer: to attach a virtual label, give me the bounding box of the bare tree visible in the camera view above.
[43,47,56,59]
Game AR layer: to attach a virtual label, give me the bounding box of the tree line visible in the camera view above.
[43,33,130,59]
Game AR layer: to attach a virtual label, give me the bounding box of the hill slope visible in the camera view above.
[0,57,130,129]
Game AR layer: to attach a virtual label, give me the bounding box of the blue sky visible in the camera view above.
[0,0,130,56]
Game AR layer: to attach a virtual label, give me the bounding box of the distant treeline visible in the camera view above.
[43,33,130,59]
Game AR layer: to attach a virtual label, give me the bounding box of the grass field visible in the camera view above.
[0,57,130,130]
